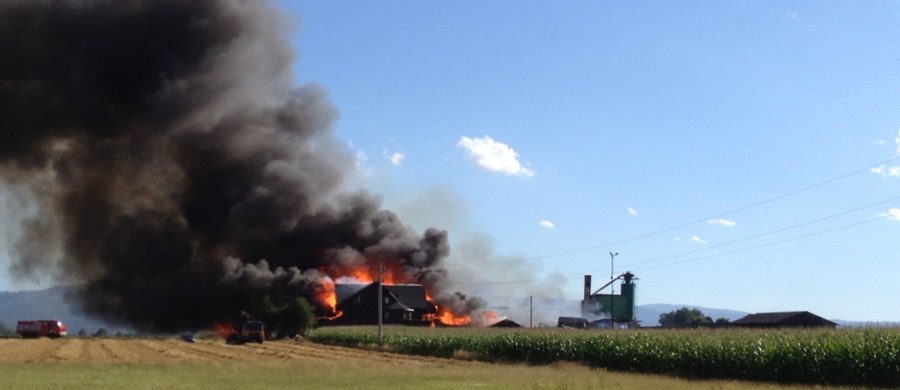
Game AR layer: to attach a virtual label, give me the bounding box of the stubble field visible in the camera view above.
[0,337,855,389]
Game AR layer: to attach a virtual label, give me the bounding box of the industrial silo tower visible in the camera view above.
[581,272,637,327]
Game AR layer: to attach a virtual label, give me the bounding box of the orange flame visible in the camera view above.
[440,311,472,326]
[343,267,400,285]
[434,305,472,326]
[213,322,235,339]
[314,277,338,312]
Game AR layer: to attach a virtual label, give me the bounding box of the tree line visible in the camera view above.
[658,307,731,328]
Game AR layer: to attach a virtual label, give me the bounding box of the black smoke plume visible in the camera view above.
[0,0,482,331]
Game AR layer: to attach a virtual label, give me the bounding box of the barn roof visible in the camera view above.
[335,284,366,303]
[384,285,434,312]
[488,318,522,328]
[335,282,436,313]
[732,311,837,327]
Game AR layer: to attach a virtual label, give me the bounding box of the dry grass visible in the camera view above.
[0,337,854,389]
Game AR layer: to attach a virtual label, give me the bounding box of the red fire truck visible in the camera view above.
[16,320,68,338]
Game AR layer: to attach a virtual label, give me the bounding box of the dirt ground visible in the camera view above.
[0,337,471,368]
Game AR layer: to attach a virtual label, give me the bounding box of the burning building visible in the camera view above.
[330,283,436,326]
[0,0,485,332]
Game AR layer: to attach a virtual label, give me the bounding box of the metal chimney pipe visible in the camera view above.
[583,274,591,301]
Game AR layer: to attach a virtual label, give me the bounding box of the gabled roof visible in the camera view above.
[384,285,434,312]
[488,318,522,328]
[335,284,366,304]
[335,282,436,313]
[733,311,837,327]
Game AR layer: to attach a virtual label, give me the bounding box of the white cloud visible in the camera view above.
[895,130,900,156]
[786,10,798,19]
[539,220,556,229]
[872,165,900,177]
[707,218,736,227]
[386,151,405,166]
[880,208,900,221]
[689,235,708,244]
[628,207,639,216]
[458,136,534,177]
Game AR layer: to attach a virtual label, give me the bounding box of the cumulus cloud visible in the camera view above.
[872,165,900,177]
[628,207,639,216]
[689,236,708,244]
[880,208,900,221]
[458,136,534,177]
[707,218,736,227]
[539,220,555,229]
[385,151,405,166]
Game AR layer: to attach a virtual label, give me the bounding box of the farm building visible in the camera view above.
[329,282,436,326]
[581,272,638,327]
[488,318,522,328]
[732,311,837,328]
[557,317,588,328]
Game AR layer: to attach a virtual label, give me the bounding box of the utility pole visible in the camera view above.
[377,256,383,345]
[529,295,533,328]
[609,252,618,329]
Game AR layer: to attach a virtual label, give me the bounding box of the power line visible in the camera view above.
[623,195,900,268]
[487,157,898,265]
[454,212,896,286]
[628,215,890,273]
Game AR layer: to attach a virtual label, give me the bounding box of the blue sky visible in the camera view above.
[274,1,900,322]
[3,1,900,322]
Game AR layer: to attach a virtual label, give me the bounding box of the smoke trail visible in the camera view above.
[0,0,480,331]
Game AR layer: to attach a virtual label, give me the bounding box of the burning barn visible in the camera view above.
[327,283,437,326]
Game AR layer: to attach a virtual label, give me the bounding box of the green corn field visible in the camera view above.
[307,326,900,387]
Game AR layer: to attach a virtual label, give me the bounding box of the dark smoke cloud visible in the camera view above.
[0,0,481,331]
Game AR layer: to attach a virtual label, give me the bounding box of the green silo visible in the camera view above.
[581,272,637,323]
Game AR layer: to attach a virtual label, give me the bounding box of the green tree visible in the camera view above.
[713,317,731,327]
[658,307,712,328]
[284,297,317,337]
[260,295,317,338]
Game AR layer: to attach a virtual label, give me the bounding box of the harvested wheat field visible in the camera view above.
[0,337,454,366]
[0,338,842,390]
